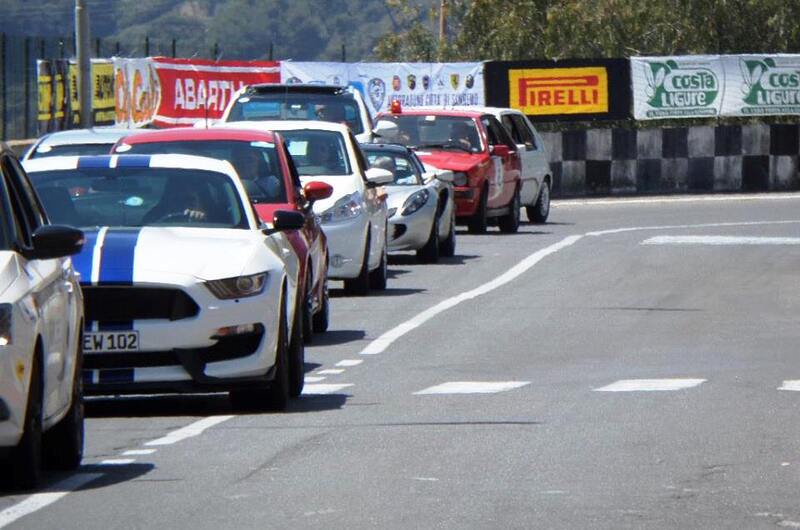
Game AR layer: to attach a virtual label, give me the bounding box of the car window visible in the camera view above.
[0,171,19,251]
[482,116,516,150]
[350,132,368,174]
[365,152,422,185]
[501,115,524,144]
[120,139,288,204]
[281,130,352,177]
[227,93,364,134]
[384,114,483,154]
[510,114,537,149]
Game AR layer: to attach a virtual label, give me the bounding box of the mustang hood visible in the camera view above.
[414,150,485,173]
[73,227,278,284]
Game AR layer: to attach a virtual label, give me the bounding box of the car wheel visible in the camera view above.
[288,294,305,398]
[44,346,84,471]
[343,237,370,296]
[302,271,313,344]
[312,271,330,333]
[368,235,388,290]
[11,357,43,489]
[416,214,440,263]
[498,186,521,233]
[440,211,456,257]
[527,179,550,224]
[467,185,488,234]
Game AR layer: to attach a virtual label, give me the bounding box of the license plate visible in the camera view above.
[83,331,140,353]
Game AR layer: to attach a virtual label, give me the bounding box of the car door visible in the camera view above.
[512,112,550,206]
[481,115,520,209]
[501,112,538,204]
[350,132,386,269]
[1,155,75,421]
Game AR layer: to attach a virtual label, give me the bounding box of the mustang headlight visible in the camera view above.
[401,189,430,216]
[320,192,363,224]
[0,304,11,346]
[206,272,267,299]
[453,172,468,186]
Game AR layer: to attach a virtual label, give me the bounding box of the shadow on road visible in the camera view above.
[85,393,233,418]
[308,329,365,346]
[287,393,348,413]
[0,462,154,496]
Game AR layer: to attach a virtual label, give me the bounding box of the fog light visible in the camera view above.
[212,323,258,339]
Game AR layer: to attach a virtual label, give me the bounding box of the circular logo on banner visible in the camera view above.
[407,74,416,90]
[368,78,386,111]
[465,74,475,89]
[422,75,430,90]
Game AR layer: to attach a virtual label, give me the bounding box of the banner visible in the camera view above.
[38,59,116,133]
[150,58,280,127]
[114,58,161,128]
[484,59,630,122]
[721,55,800,116]
[631,56,724,120]
[280,61,484,116]
[69,59,115,126]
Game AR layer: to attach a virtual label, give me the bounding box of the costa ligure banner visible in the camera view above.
[114,57,280,127]
[632,54,800,120]
[483,59,631,122]
[280,61,484,116]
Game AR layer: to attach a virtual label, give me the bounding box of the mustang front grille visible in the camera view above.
[82,286,200,322]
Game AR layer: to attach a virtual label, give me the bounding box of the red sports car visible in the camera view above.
[375,107,522,233]
[114,127,333,340]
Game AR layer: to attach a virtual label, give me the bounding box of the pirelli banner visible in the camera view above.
[484,59,631,122]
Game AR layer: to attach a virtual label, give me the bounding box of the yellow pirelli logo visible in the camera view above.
[509,67,609,115]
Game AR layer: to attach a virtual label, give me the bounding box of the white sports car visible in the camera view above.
[361,143,456,263]
[23,154,306,410]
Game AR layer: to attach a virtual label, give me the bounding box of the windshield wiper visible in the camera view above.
[417,143,472,153]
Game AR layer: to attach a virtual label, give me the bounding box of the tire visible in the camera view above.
[467,185,488,234]
[312,272,330,333]
[368,236,388,290]
[439,212,456,257]
[44,347,84,471]
[343,237,370,296]
[416,215,440,263]
[10,357,43,489]
[527,179,551,224]
[498,186,521,233]
[288,295,305,398]
[230,298,290,412]
[302,271,313,344]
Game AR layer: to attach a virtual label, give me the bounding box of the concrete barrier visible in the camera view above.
[540,124,800,197]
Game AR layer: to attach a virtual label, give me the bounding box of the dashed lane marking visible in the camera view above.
[594,379,707,392]
[414,381,530,395]
[304,376,326,383]
[302,383,353,395]
[99,459,136,465]
[0,474,103,529]
[643,235,800,245]
[317,369,345,375]
[555,193,800,207]
[335,359,363,367]
[145,415,234,446]
[778,381,800,391]
[587,220,800,237]
[121,449,156,456]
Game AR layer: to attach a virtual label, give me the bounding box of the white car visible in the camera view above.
[23,127,135,161]
[475,107,552,223]
[0,147,85,489]
[218,120,394,295]
[361,143,456,263]
[23,154,306,411]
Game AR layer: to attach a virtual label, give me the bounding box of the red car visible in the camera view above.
[114,127,334,340]
[375,107,522,233]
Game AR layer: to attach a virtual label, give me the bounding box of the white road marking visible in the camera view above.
[122,449,156,456]
[587,220,800,237]
[335,359,363,367]
[594,379,706,392]
[302,383,353,395]
[100,458,136,465]
[317,369,345,375]
[361,235,583,355]
[555,192,800,207]
[145,415,234,446]
[304,376,326,383]
[778,381,800,391]
[414,381,530,395]
[0,473,103,529]
[643,235,800,245]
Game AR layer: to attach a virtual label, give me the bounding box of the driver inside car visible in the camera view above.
[142,179,217,224]
[448,121,480,152]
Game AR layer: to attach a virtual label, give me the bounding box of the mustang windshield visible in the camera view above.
[27,168,247,229]
[366,152,422,185]
[281,130,351,177]
[120,140,288,204]
[228,93,364,134]
[383,115,483,154]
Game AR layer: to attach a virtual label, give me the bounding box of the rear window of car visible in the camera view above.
[29,143,115,159]
[227,93,364,134]
[280,130,352,177]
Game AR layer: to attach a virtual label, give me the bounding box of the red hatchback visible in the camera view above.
[114,128,334,340]
[375,107,522,233]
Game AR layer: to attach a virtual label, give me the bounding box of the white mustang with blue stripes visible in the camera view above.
[23,154,304,410]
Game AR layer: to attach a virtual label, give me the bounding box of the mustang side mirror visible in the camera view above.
[27,225,85,260]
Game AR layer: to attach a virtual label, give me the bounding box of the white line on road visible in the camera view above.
[555,192,800,207]
[302,383,353,395]
[335,359,363,367]
[778,381,800,391]
[121,449,157,456]
[587,220,800,237]
[643,235,800,245]
[360,235,583,355]
[0,473,103,529]
[99,459,136,465]
[304,376,326,383]
[317,369,345,375]
[414,381,530,395]
[594,379,707,392]
[145,415,234,446]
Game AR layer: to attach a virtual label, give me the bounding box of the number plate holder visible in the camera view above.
[83,331,140,353]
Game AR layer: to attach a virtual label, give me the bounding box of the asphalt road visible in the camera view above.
[3,193,800,529]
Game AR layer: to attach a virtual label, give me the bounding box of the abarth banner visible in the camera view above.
[280,61,484,116]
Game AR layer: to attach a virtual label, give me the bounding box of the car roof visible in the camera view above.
[468,106,524,116]
[244,84,350,95]
[219,120,349,134]
[377,108,484,119]
[22,154,239,181]
[121,127,279,145]
[360,143,412,155]
[34,127,136,147]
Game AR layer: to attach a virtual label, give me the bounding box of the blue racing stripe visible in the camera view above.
[77,156,113,169]
[71,230,98,286]
[98,228,142,285]
[98,369,134,384]
[116,155,152,168]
